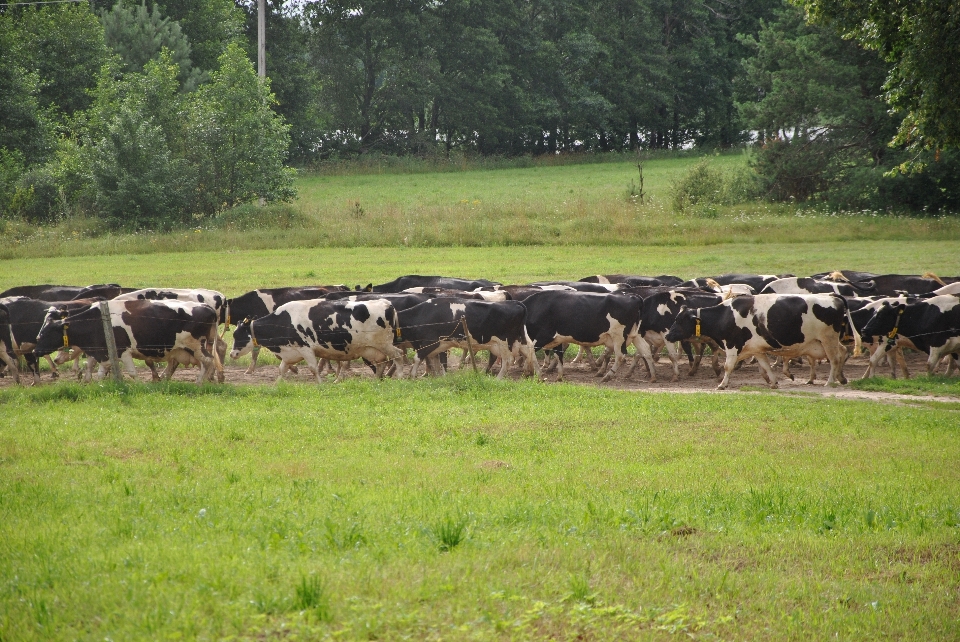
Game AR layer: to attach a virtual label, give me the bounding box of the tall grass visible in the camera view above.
[3,153,958,260]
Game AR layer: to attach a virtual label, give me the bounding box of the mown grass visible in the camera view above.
[851,375,960,398]
[1,377,959,639]
[3,241,960,297]
[3,153,959,259]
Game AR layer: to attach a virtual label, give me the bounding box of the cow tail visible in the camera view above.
[842,297,862,355]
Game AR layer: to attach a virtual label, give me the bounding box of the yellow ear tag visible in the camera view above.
[62,323,70,347]
[695,319,701,337]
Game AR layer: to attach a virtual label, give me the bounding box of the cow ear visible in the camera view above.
[365,283,373,292]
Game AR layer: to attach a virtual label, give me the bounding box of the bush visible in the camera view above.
[16,165,61,223]
[671,157,760,215]
[89,105,196,229]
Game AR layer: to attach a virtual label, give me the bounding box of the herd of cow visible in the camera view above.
[1,270,959,389]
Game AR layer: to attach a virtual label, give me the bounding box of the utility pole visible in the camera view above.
[257,0,266,79]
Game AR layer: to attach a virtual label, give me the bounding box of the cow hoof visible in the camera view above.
[839,376,848,385]
[769,383,779,389]
[245,367,255,375]
[716,384,727,391]
[50,370,59,379]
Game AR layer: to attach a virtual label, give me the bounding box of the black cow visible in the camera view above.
[861,295,960,377]
[810,270,879,283]
[34,299,221,384]
[522,291,647,382]
[0,296,102,383]
[665,294,860,389]
[369,275,500,293]
[846,274,958,297]
[229,299,402,382]
[0,284,126,301]
[0,304,19,383]
[397,299,537,378]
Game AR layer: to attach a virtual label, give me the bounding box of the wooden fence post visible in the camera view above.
[99,301,123,383]
[461,316,478,373]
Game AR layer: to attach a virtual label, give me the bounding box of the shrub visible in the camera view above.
[671,157,761,215]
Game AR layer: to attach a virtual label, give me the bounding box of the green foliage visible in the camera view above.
[0,149,27,217]
[294,575,332,621]
[9,4,112,118]
[89,104,196,228]
[0,19,51,166]
[152,0,244,73]
[671,157,760,215]
[188,43,296,213]
[739,4,960,211]
[101,1,207,91]
[800,0,960,157]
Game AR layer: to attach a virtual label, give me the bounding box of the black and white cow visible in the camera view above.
[665,294,860,389]
[638,289,724,381]
[224,286,348,372]
[810,270,879,283]
[760,277,865,296]
[522,291,649,382]
[682,274,789,293]
[493,285,576,301]
[229,299,403,382]
[0,304,19,384]
[396,299,537,379]
[0,296,102,383]
[34,299,221,383]
[860,295,960,377]
[114,288,226,313]
[112,288,228,381]
[579,274,684,287]
[369,275,500,293]
[401,287,511,301]
[530,281,620,293]
[847,296,915,379]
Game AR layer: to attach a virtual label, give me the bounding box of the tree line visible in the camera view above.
[1,0,958,227]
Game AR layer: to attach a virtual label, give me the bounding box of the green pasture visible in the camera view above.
[1,379,959,640]
[2,241,959,297]
[3,153,960,259]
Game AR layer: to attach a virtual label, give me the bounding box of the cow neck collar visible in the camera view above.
[695,308,701,337]
[887,306,905,344]
[249,320,259,347]
[62,322,70,348]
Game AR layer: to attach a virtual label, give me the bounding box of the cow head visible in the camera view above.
[665,306,697,342]
[230,318,254,359]
[861,301,906,340]
[33,307,70,358]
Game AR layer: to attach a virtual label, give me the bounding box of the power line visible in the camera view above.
[0,0,87,6]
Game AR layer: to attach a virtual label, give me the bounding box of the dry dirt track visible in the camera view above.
[5,348,956,406]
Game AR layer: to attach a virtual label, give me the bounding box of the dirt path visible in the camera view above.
[6,349,955,406]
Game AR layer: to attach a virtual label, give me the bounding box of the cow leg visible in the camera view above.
[42,355,59,379]
[146,360,162,382]
[629,335,657,382]
[23,354,41,385]
[945,354,958,376]
[0,349,19,384]
[245,345,261,375]
[553,347,566,382]
[754,354,778,389]
[599,342,624,383]
[718,348,739,390]
[806,357,818,384]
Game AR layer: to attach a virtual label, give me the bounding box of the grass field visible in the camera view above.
[3,153,960,259]
[2,242,959,297]
[2,379,959,640]
[2,156,960,639]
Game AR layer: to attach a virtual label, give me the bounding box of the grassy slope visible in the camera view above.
[1,380,958,640]
[2,242,960,296]
[3,154,959,259]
